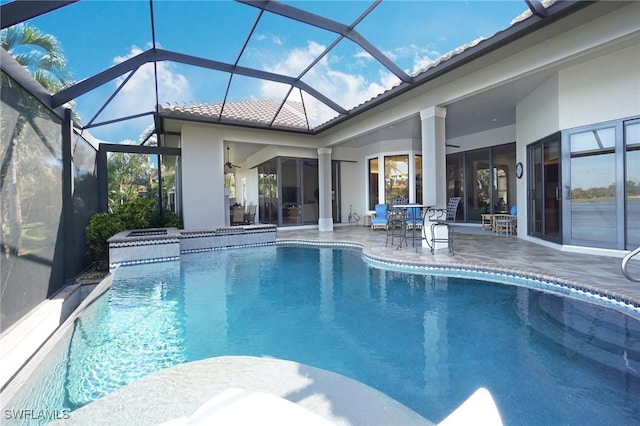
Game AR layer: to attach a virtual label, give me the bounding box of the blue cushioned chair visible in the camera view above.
[370,204,389,230]
[405,206,423,230]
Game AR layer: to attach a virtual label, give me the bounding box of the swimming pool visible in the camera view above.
[6,245,640,425]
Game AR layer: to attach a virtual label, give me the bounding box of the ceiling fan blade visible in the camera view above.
[225,146,241,168]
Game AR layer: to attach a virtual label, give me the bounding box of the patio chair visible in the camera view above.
[426,197,461,254]
[244,204,256,225]
[404,205,423,252]
[370,204,389,230]
[386,203,408,248]
[405,205,423,230]
[231,205,244,225]
[493,205,517,236]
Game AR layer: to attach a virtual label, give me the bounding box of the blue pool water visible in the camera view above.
[9,245,640,425]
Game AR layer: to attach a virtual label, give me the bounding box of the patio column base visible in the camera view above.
[318,218,333,232]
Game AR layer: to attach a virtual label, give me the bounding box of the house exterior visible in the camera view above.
[0,0,638,333]
[157,1,639,252]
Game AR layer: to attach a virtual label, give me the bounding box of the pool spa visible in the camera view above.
[3,244,640,425]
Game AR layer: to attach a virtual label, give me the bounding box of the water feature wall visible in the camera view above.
[108,225,277,269]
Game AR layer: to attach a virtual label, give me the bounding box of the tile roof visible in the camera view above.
[159,99,310,130]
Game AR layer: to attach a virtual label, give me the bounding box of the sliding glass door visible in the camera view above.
[528,135,562,242]
[529,119,638,250]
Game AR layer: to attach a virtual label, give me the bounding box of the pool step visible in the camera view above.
[524,292,640,378]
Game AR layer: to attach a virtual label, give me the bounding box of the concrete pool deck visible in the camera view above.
[278,224,640,309]
[55,356,434,426]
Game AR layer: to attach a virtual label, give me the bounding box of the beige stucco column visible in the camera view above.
[420,106,447,208]
[318,147,333,232]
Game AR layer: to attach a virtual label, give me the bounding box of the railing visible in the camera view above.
[621,246,640,282]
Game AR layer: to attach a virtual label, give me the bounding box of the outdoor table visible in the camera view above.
[392,204,431,251]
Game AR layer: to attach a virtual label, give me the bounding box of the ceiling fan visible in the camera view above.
[225,146,241,169]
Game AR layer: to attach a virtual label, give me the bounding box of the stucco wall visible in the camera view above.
[447,125,516,153]
[181,124,225,229]
[559,43,640,130]
[515,75,560,146]
[340,160,361,223]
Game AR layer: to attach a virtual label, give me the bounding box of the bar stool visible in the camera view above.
[427,197,460,255]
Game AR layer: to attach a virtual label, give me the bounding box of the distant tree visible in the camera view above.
[107,152,155,210]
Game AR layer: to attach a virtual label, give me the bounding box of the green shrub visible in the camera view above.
[153,210,182,228]
[112,197,156,230]
[85,198,182,267]
[85,212,125,263]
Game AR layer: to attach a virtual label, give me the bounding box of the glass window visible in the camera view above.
[415,155,422,204]
[258,159,278,225]
[464,149,490,221]
[626,121,640,248]
[281,158,301,225]
[569,126,616,244]
[368,157,379,210]
[493,144,516,213]
[384,155,409,204]
[446,143,515,222]
[161,154,180,217]
[446,153,464,220]
[570,128,616,153]
[302,159,319,224]
[257,157,321,226]
[224,172,236,198]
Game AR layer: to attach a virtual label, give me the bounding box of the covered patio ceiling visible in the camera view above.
[1,0,584,145]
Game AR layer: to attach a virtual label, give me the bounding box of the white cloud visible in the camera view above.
[86,45,192,142]
[112,45,191,113]
[261,41,402,126]
[387,43,442,75]
[255,33,284,46]
[354,50,373,61]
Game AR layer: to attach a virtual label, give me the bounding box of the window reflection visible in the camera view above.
[493,144,516,214]
[569,127,616,243]
[465,149,491,221]
[447,143,516,222]
[368,157,379,210]
[415,155,422,204]
[625,121,640,247]
[384,155,409,204]
[447,154,464,220]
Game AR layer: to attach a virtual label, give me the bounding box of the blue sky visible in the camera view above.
[13,0,530,143]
